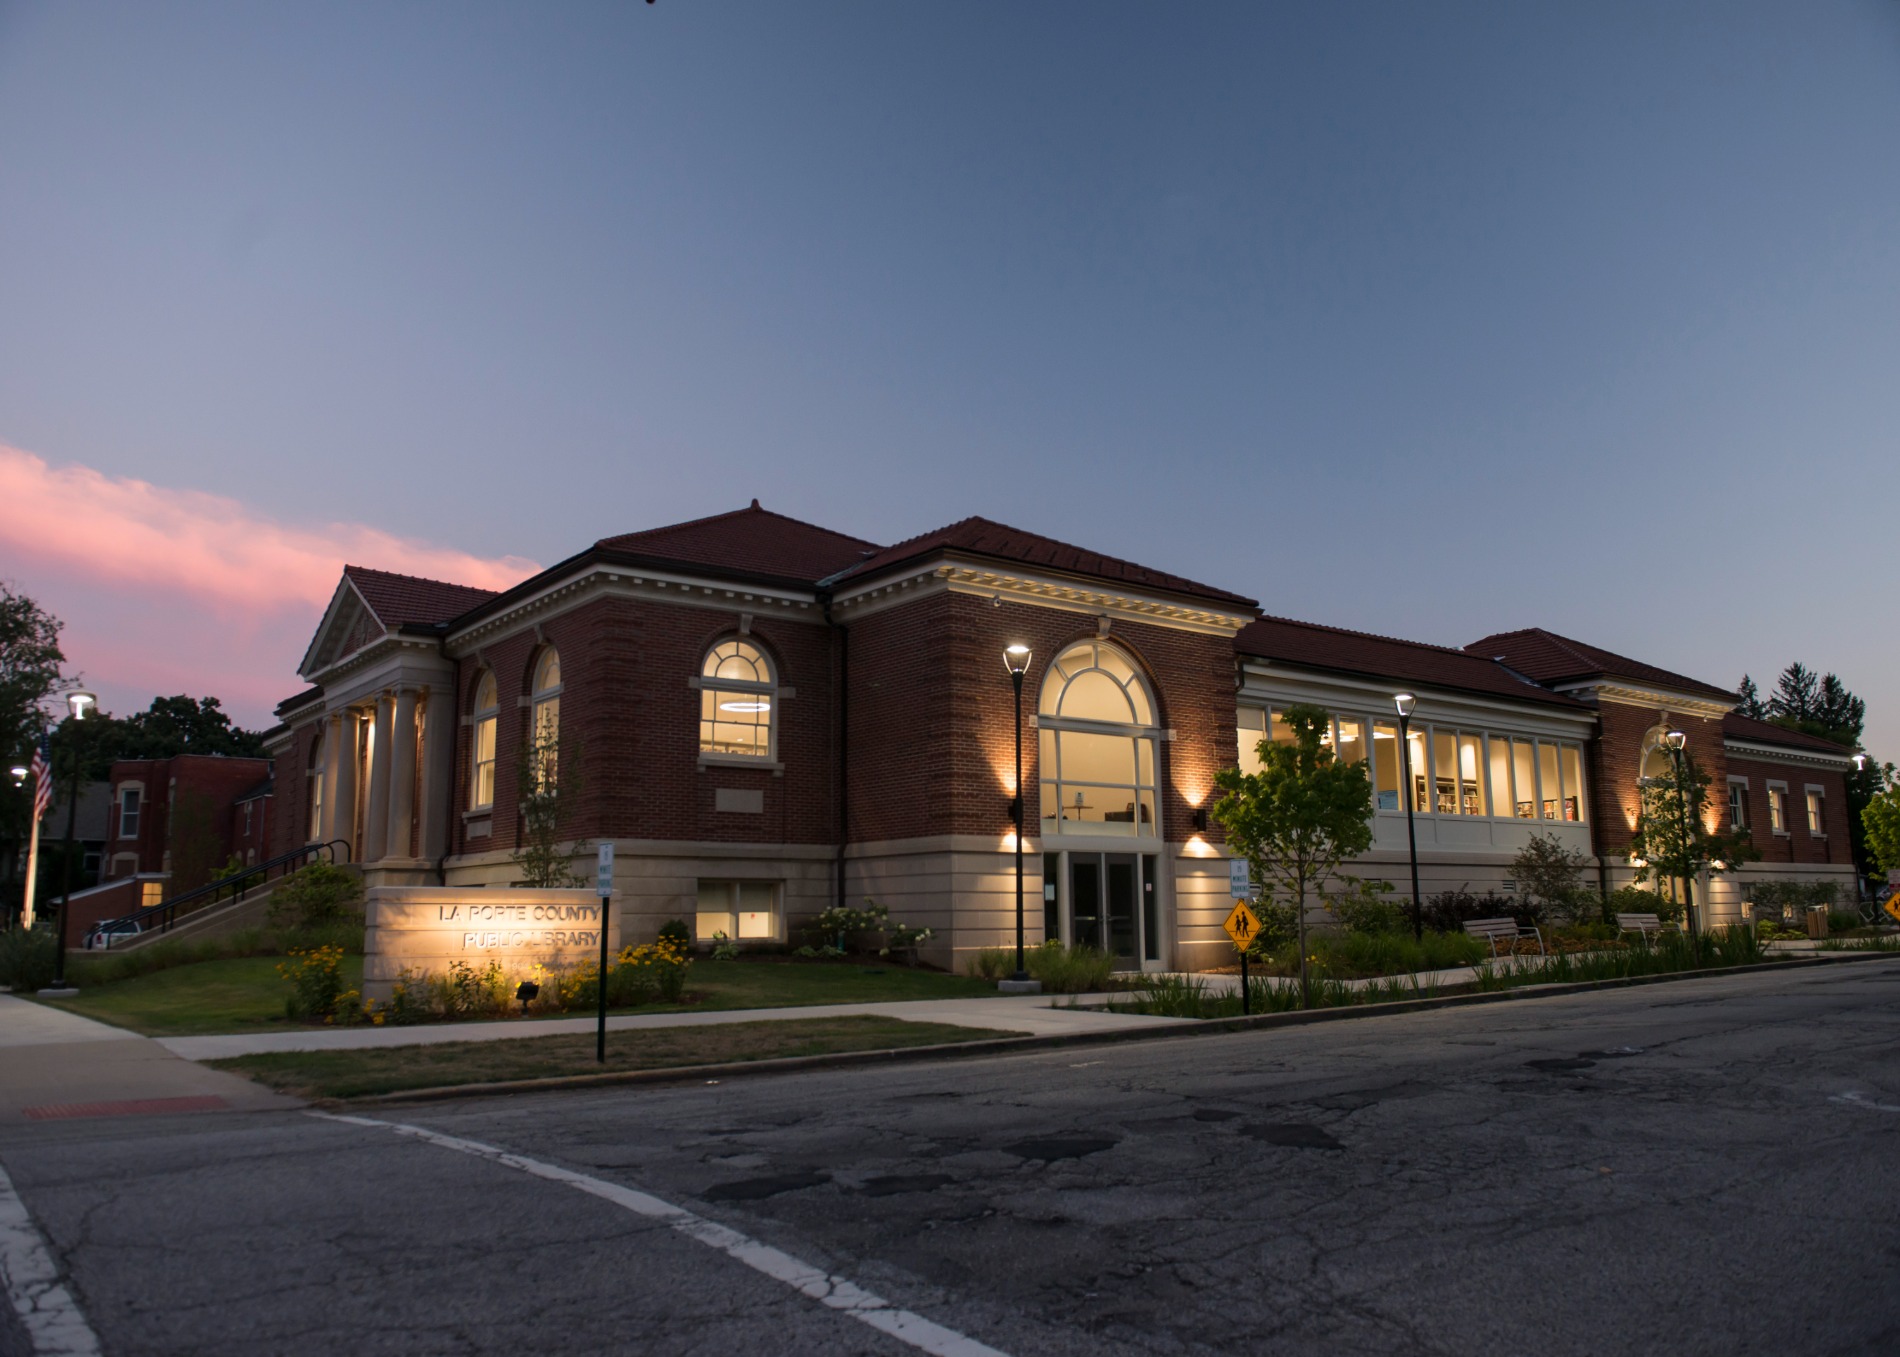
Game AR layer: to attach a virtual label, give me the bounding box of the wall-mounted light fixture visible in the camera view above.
[1191,807,1208,833]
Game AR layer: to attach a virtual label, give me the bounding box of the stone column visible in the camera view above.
[387,687,419,861]
[364,693,394,863]
[319,711,345,843]
[333,711,358,861]
[417,686,456,864]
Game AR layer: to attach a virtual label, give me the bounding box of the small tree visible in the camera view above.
[1627,751,1757,937]
[1212,704,1373,1005]
[512,716,589,888]
[1863,782,1900,878]
[1511,832,1593,925]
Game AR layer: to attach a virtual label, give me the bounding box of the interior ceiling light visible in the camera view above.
[719,700,770,713]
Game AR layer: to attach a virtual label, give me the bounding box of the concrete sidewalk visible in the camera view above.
[159,993,1193,1061]
[0,994,298,1122]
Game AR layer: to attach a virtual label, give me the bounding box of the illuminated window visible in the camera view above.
[1040,642,1159,837]
[1372,721,1400,810]
[1767,783,1788,834]
[696,880,779,941]
[1806,786,1825,836]
[470,672,498,810]
[700,640,776,759]
[305,727,324,842]
[529,649,562,790]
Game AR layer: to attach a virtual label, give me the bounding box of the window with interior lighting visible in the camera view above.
[696,880,779,941]
[1767,782,1788,834]
[1805,786,1826,836]
[470,672,498,810]
[529,648,562,789]
[1041,642,1159,837]
[700,639,776,759]
[306,727,324,841]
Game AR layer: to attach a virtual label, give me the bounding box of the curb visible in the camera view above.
[331,949,1900,1107]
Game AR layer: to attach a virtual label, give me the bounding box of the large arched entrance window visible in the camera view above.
[1038,641,1159,835]
[1037,641,1166,972]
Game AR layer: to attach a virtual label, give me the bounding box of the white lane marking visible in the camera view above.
[311,1112,1010,1357]
[0,1162,101,1356]
[1830,1091,1900,1113]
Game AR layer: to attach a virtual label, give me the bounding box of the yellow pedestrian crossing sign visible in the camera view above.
[1224,901,1262,948]
[1885,893,1900,926]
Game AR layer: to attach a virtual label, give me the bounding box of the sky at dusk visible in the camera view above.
[1,1,1896,754]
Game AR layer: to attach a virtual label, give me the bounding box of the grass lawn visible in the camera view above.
[33,955,999,1038]
[35,955,368,1037]
[209,1015,1016,1099]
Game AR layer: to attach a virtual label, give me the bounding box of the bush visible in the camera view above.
[1826,911,1863,935]
[278,945,348,1021]
[1026,941,1116,993]
[1512,833,1597,924]
[268,862,363,931]
[0,926,57,991]
[1418,888,1538,932]
[1321,876,1406,934]
[965,947,1012,981]
[1748,880,1839,923]
[1607,885,1679,924]
[657,919,691,950]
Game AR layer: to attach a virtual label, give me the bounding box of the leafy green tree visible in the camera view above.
[1212,703,1373,1005]
[1862,782,1900,877]
[1628,751,1757,934]
[1,586,69,920]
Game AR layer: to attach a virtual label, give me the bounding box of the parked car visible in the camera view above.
[83,919,143,950]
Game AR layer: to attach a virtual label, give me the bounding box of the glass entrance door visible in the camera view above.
[1064,851,1161,970]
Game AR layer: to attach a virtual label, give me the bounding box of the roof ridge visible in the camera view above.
[598,501,882,552]
[1255,611,1494,662]
[342,564,497,596]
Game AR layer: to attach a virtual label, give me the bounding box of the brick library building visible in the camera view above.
[264,504,1857,973]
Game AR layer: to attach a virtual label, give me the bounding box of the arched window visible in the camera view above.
[528,649,562,791]
[1038,642,1160,837]
[1638,725,1672,783]
[305,727,324,842]
[470,671,498,809]
[700,639,776,759]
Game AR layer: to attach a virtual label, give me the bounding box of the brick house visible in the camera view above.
[264,504,1858,972]
[103,754,275,894]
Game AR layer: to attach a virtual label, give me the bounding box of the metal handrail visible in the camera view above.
[88,839,353,941]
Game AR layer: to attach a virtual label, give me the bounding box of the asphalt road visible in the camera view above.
[4,959,1898,1357]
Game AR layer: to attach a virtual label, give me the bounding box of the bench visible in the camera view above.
[1463,917,1544,959]
[1615,911,1681,944]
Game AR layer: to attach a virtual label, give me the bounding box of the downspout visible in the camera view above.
[820,589,848,912]
[435,626,453,885]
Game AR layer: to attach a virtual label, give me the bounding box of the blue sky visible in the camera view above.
[1,1,1895,753]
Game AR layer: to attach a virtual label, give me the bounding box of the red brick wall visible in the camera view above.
[847,593,1236,843]
[1588,703,1728,857]
[1723,754,1852,866]
[107,755,272,887]
[268,721,322,860]
[451,596,840,857]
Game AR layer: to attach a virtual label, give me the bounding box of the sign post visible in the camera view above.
[1225,859,1261,1016]
[596,843,614,1064]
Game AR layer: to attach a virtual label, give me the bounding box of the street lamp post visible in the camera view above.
[8,763,28,930]
[40,690,96,996]
[1394,693,1424,941]
[1003,645,1034,989]
[1665,729,1698,943]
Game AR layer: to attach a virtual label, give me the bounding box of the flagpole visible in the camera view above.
[20,812,39,931]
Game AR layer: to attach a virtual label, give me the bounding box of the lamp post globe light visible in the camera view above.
[1001,645,1039,992]
[1393,693,1424,941]
[39,689,96,996]
[1664,729,1698,942]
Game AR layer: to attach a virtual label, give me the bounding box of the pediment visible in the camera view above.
[298,577,389,680]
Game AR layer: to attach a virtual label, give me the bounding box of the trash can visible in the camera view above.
[1805,905,1829,940]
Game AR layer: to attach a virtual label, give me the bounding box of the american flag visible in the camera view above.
[29,734,52,823]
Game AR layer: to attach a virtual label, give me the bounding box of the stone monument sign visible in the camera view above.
[363,885,620,1001]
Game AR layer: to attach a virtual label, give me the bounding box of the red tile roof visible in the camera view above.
[344,566,499,628]
[596,501,881,586]
[1236,615,1589,709]
[1466,628,1735,703]
[1721,712,1857,756]
[831,516,1258,609]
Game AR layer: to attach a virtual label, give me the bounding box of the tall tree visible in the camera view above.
[1765,662,1864,747]
[1735,675,1767,721]
[0,585,68,763]
[1212,703,1373,1006]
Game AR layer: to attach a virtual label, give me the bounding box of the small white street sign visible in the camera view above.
[596,843,615,897]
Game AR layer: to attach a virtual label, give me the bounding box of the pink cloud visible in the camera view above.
[0,442,538,614]
[0,443,541,729]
